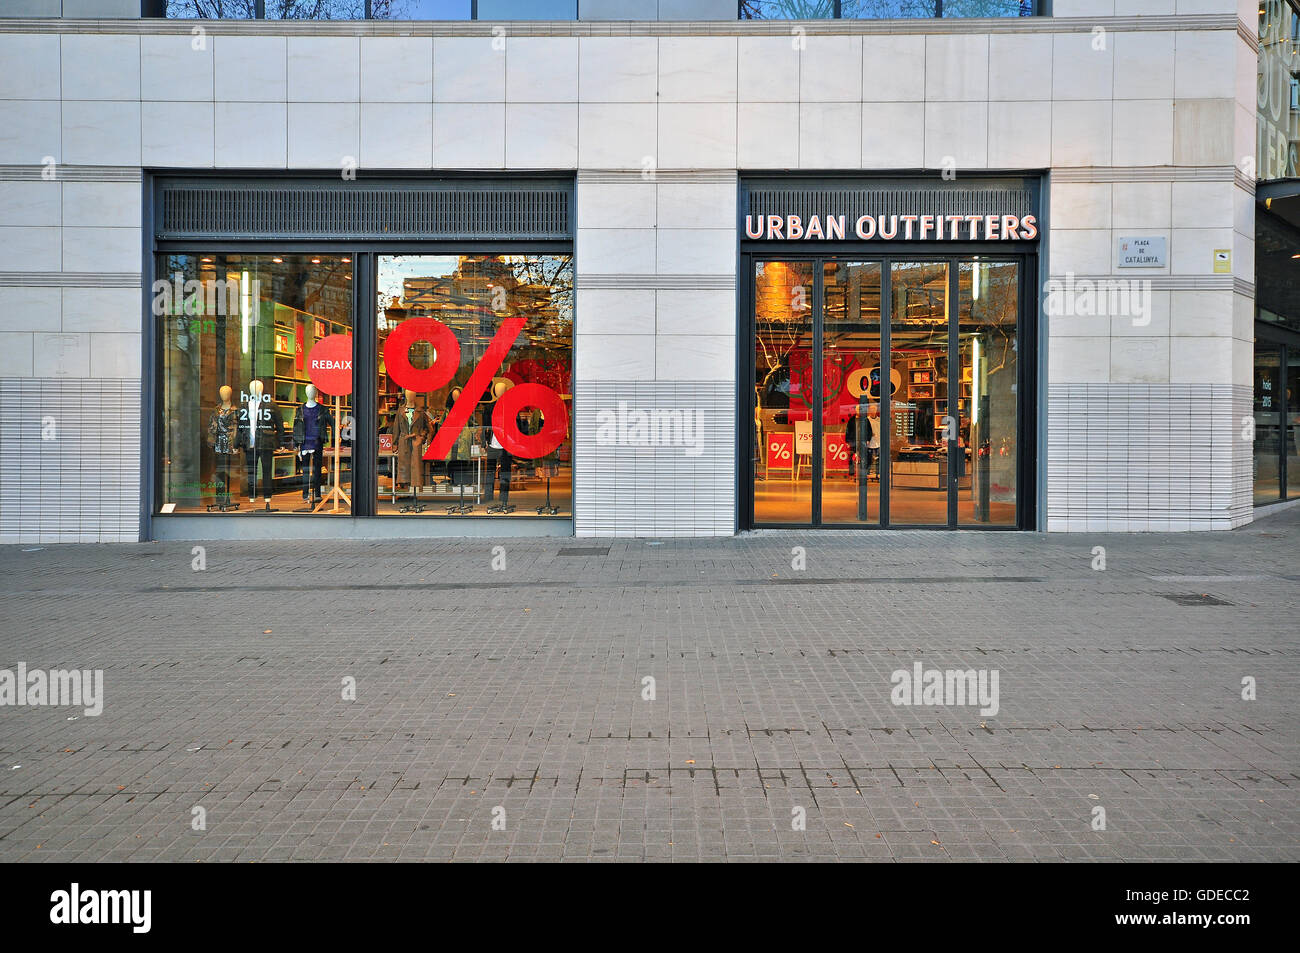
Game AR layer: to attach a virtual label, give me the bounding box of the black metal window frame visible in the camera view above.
[1255,323,1300,504]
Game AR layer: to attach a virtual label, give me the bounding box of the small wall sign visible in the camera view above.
[1213,249,1232,274]
[1117,236,1167,268]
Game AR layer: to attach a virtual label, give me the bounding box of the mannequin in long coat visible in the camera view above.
[393,389,429,489]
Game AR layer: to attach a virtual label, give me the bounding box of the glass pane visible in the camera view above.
[476,0,577,17]
[162,2,255,17]
[374,0,472,17]
[265,1,368,17]
[1288,346,1300,499]
[1258,0,1300,179]
[375,254,573,516]
[1254,343,1283,504]
[888,261,948,526]
[159,1,479,18]
[753,260,816,524]
[958,260,1018,525]
[840,0,1035,16]
[740,1,835,19]
[821,261,882,525]
[156,253,355,514]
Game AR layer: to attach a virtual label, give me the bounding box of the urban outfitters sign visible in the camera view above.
[743,213,1038,242]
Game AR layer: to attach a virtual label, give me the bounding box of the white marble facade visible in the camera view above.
[0,1,1258,539]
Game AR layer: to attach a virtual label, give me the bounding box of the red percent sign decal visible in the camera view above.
[383,316,569,461]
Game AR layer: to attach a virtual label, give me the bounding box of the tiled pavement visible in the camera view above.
[1,511,1298,862]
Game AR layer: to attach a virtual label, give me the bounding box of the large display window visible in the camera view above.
[375,254,574,517]
[155,254,354,515]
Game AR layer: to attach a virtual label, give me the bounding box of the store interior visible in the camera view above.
[375,254,573,517]
[752,257,1019,527]
[157,251,574,518]
[158,253,356,516]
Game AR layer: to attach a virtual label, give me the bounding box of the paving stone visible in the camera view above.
[0,509,1297,861]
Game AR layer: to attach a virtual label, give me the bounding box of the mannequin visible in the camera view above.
[483,378,515,514]
[519,408,560,515]
[292,383,333,508]
[393,388,428,493]
[238,378,284,508]
[206,384,239,511]
[865,403,881,480]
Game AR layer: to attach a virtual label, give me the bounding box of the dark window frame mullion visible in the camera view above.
[947,257,959,528]
[880,258,892,528]
[811,261,825,525]
[1282,343,1291,500]
[351,252,376,517]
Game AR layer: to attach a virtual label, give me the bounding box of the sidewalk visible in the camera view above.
[1,510,1297,862]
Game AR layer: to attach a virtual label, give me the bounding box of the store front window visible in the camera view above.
[375,254,573,517]
[749,253,1026,528]
[156,254,355,515]
[1254,343,1284,504]
[958,259,1019,526]
[1258,0,1300,180]
[1253,338,1299,504]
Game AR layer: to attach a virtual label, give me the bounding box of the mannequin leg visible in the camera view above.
[259,449,275,500]
[484,452,498,502]
[310,450,323,503]
[245,451,257,501]
[499,454,512,505]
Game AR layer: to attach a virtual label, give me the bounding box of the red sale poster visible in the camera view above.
[767,432,794,470]
[825,436,850,471]
[295,324,305,372]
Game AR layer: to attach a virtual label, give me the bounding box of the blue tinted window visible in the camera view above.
[161,0,474,16]
[265,0,367,17]
[742,0,1035,15]
[373,0,473,17]
[163,1,255,16]
[740,0,835,17]
[842,0,1034,14]
[477,0,579,18]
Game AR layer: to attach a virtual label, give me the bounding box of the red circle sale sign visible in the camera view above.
[306,335,353,396]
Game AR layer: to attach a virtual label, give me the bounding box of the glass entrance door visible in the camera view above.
[749,254,1025,528]
[958,259,1020,525]
[888,261,951,526]
[1254,342,1284,504]
[753,260,816,524]
[822,261,882,525]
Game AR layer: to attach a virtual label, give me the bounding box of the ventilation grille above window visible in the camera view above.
[746,187,1033,224]
[155,181,572,241]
